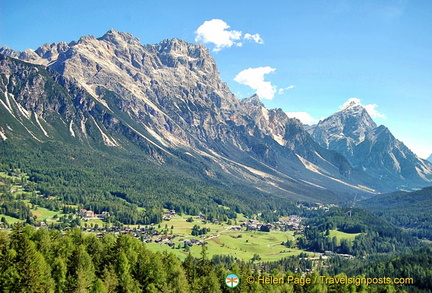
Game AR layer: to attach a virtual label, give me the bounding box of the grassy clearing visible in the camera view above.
[165,214,227,234]
[146,230,307,262]
[144,214,308,262]
[328,229,361,244]
[30,206,66,222]
[81,219,105,226]
[0,214,24,224]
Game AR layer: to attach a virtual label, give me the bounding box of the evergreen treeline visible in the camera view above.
[297,208,421,256]
[325,246,432,292]
[0,139,300,225]
[0,200,32,221]
[360,187,432,240]
[353,246,432,291]
[0,225,419,293]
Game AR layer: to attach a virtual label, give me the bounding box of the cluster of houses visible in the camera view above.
[162,210,176,221]
[227,219,275,231]
[79,209,110,220]
[243,219,275,231]
[228,217,301,232]
[296,203,337,211]
[279,215,303,231]
[155,237,207,248]
[224,216,302,233]
[77,223,208,249]
[324,251,354,259]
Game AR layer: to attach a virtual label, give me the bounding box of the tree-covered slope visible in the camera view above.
[360,186,432,240]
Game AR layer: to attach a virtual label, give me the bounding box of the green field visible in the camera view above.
[328,229,361,244]
[0,171,70,224]
[1,176,310,263]
[0,214,24,224]
[144,214,309,262]
[30,206,66,222]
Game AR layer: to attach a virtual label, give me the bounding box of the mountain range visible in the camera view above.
[309,100,432,190]
[1,29,431,208]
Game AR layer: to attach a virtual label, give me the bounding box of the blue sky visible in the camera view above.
[1,0,431,158]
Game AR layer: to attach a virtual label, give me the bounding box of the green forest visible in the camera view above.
[0,138,299,226]
[1,224,429,293]
[1,131,432,292]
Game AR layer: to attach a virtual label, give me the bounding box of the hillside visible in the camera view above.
[309,99,432,190]
[1,29,432,225]
[360,186,432,240]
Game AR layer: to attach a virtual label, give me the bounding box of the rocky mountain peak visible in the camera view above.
[241,94,263,107]
[151,38,216,76]
[98,29,141,46]
[311,101,432,189]
[157,38,206,55]
[0,46,18,58]
[78,34,97,44]
[340,98,361,110]
[2,29,431,195]
[35,42,69,60]
[0,47,41,63]
[315,100,377,148]
[341,104,374,124]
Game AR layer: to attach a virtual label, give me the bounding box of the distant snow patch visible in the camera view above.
[90,117,119,147]
[11,94,31,119]
[296,154,321,174]
[80,118,88,137]
[0,129,7,140]
[69,120,76,137]
[0,97,16,119]
[34,113,49,137]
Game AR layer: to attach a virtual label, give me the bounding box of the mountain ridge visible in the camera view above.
[1,29,431,203]
[309,100,432,190]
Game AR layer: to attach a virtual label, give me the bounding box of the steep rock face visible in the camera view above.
[0,53,361,202]
[0,54,116,146]
[232,95,354,177]
[310,100,432,189]
[0,31,329,158]
[312,100,377,156]
[0,56,87,118]
[2,29,421,197]
[50,30,240,148]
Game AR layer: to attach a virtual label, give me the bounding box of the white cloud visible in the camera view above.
[364,104,386,119]
[340,97,361,109]
[340,97,386,119]
[244,33,264,44]
[278,85,295,94]
[195,19,263,52]
[286,112,318,125]
[234,67,276,100]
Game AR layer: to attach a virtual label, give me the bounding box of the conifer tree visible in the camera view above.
[51,257,67,293]
[67,244,96,293]
[8,224,54,292]
[163,253,190,292]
